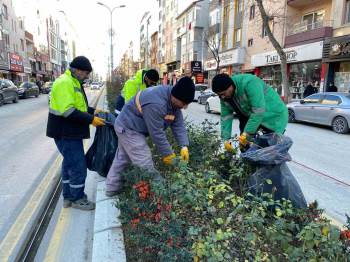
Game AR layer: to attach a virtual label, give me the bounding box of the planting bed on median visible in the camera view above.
[116,121,350,261]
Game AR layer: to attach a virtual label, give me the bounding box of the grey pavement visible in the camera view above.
[0,90,96,245]
[184,102,350,224]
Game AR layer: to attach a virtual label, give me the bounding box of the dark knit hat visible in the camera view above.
[145,69,160,82]
[212,73,234,93]
[171,76,195,104]
[70,56,93,72]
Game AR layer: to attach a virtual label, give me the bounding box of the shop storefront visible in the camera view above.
[204,48,245,86]
[252,41,324,97]
[166,61,179,85]
[0,50,9,79]
[184,61,203,84]
[323,35,350,93]
[9,53,24,85]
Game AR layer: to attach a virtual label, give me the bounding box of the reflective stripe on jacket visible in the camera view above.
[46,69,94,139]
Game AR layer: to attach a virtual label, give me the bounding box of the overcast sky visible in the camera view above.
[12,0,158,78]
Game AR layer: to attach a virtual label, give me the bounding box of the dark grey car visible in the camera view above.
[198,89,214,104]
[18,82,40,99]
[0,79,19,106]
[287,92,350,134]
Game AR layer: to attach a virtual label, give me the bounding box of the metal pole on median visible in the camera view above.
[97,2,126,82]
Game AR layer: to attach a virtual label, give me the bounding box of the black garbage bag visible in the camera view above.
[86,112,118,177]
[241,133,307,209]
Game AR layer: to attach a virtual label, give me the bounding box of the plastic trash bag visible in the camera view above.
[86,112,118,177]
[241,133,307,209]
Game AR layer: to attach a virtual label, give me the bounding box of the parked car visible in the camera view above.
[194,84,208,101]
[198,89,215,105]
[287,92,350,134]
[18,82,40,98]
[0,79,19,106]
[42,81,53,94]
[205,94,221,114]
[91,82,100,90]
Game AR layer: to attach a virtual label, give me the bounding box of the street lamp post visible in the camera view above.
[97,2,125,82]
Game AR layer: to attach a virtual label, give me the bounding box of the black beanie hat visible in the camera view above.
[145,69,160,82]
[212,73,234,93]
[70,56,93,72]
[171,76,195,104]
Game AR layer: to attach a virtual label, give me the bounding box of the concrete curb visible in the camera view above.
[92,178,126,262]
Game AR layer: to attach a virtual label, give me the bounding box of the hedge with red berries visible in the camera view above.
[116,121,350,261]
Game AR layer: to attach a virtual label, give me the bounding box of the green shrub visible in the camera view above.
[116,121,350,261]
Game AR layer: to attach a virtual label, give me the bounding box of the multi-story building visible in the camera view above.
[1,0,28,83]
[25,31,35,80]
[247,0,333,97]
[204,0,221,84]
[322,0,350,92]
[119,41,139,79]
[140,11,151,69]
[0,1,10,79]
[150,31,159,71]
[176,0,209,83]
[157,0,180,84]
[47,16,61,79]
[218,0,246,76]
[60,39,67,73]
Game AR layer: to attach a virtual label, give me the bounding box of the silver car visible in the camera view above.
[287,92,350,134]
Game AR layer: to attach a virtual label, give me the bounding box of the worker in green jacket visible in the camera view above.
[115,69,159,114]
[211,73,288,151]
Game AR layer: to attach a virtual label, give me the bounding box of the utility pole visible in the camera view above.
[145,15,151,68]
[97,2,126,82]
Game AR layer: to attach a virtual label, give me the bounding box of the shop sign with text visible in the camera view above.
[9,53,23,72]
[329,41,350,58]
[252,41,323,67]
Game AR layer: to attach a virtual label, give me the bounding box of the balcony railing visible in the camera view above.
[287,20,333,36]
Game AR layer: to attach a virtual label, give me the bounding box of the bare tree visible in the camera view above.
[255,0,291,103]
[203,30,221,74]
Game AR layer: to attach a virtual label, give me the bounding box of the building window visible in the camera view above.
[21,39,24,51]
[262,18,274,38]
[248,38,253,47]
[223,5,229,19]
[4,33,9,49]
[302,11,324,30]
[249,5,255,20]
[2,4,8,20]
[346,1,350,24]
[222,32,227,49]
[234,28,241,46]
[19,20,23,29]
[193,51,198,61]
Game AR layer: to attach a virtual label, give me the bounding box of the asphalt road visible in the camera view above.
[184,102,350,224]
[0,89,98,241]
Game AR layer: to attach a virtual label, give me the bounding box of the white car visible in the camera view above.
[91,82,100,90]
[205,95,221,114]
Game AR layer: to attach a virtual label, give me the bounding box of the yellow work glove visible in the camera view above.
[162,153,176,165]
[239,133,250,147]
[92,116,105,127]
[180,146,189,162]
[224,141,233,152]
